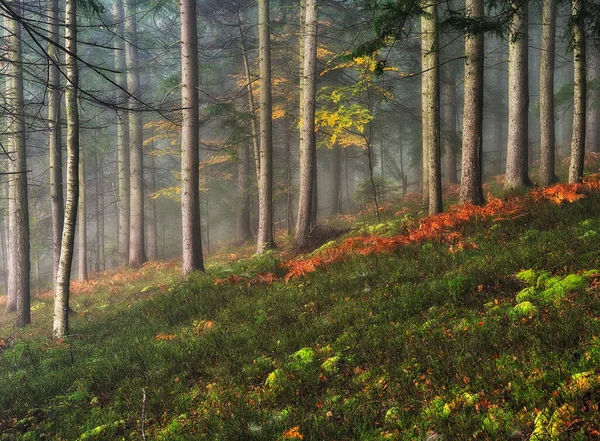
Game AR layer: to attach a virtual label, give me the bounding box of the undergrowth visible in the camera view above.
[2,182,600,440]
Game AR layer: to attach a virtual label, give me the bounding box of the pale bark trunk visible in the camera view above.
[7,2,30,325]
[295,0,318,248]
[505,1,530,189]
[568,0,586,183]
[94,151,101,273]
[539,0,557,186]
[78,148,87,280]
[460,0,485,205]
[421,12,429,207]
[98,152,105,270]
[586,48,599,152]
[53,0,79,338]
[257,0,276,254]
[180,0,204,275]
[113,0,130,267]
[48,0,64,282]
[330,143,342,215]
[124,0,146,267]
[237,12,261,186]
[236,142,252,242]
[423,0,442,214]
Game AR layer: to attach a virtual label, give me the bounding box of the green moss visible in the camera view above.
[515,269,538,286]
[509,301,538,320]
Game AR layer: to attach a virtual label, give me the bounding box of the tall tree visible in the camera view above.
[113,0,130,266]
[78,150,88,280]
[6,0,30,325]
[53,0,79,338]
[295,0,318,248]
[586,47,598,153]
[124,0,146,267]
[422,0,442,214]
[256,0,276,254]
[421,12,430,207]
[568,0,586,183]
[180,0,204,275]
[460,0,485,205]
[505,0,530,190]
[48,0,64,281]
[539,0,557,186]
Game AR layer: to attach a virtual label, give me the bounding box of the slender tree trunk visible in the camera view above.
[53,0,79,338]
[586,47,599,152]
[99,152,105,270]
[237,12,261,185]
[236,141,252,242]
[505,0,530,189]
[568,0,586,183]
[539,0,557,186]
[257,0,276,253]
[94,151,101,273]
[6,2,30,324]
[441,75,458,185]
[330,143,342,215]
[460,0,485,205]
[78,149,87,280]
[114,0,130,266]
[180,0,204,275]
[48,0,64,282]
[295,0,318,248]
[285,126,294,234]
[146,153,157,261]
[421,11,430,207]
[124,0,146,267]
[423,0,442,214]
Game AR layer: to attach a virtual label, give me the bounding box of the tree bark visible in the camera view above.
[53,0,79,338]
[295,0,318,248]
[505,0,530,190]
[146,153,157,261]
[423,0,442,214]
[113,0,130,267]
[236,142,252,242]
[6,1,30,325]
[539,0,557,186]
[180,0,204,275]
[78,148,88,280]
[257,0,276,254]
[586,47,599,152]
[330,143,342,215]
[421,11,429,207]
[124,0,146,267]
[48,0,64,282]
[441,74,458,185]
[568,0,586,183]
[460,0,485,205]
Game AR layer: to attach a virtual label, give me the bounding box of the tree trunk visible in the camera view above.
[460,0,485,205]
[124,0,146,267]
[6,2,30,325]
[330,143,342,215]
[421,11,429,207]
[257,0,276,254]
[586,47,599,152]
[423,0,442,214]
[53,0,79,338]
[505,0,530,189]
[48,0,64,282]
[568,0,586,183]
[539,0,557,186]
[113,0,130,267]
[146,153,157,261]
[236,142,252,242]
[78,149,87,280]
[441,74,458,185]
[94,151,101,273]
[295,0,318,248]
[180,0,204,275]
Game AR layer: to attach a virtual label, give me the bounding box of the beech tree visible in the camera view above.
[180,0,204,275]
[568,0,586,183]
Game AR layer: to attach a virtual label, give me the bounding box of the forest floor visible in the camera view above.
[3,176,600,440]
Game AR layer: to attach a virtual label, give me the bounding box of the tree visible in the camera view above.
[422,0,442,214]
[78,149,88,280]
[180,0,204,275]
[53,0,79,338]
[257,0,276,254]
[460,0,485,205]
[587,47,599,153]
[48,0,64,281]
[568,0,586,183]
[295,0,318,248]
[539,0,557,186]
[505,0,530,190]
[124,0,147,267]
[6,0,31,325]
[113,0,130,266]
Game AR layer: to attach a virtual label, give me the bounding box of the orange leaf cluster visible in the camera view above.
[532,183,586,204]
[282,426,304,440]
[153,333,176,341]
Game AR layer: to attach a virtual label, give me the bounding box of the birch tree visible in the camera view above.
[568,0,586,183]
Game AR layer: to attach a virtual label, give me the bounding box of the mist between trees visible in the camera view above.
[0,0,598,335]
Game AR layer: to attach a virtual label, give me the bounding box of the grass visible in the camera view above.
[2,184,600,440]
